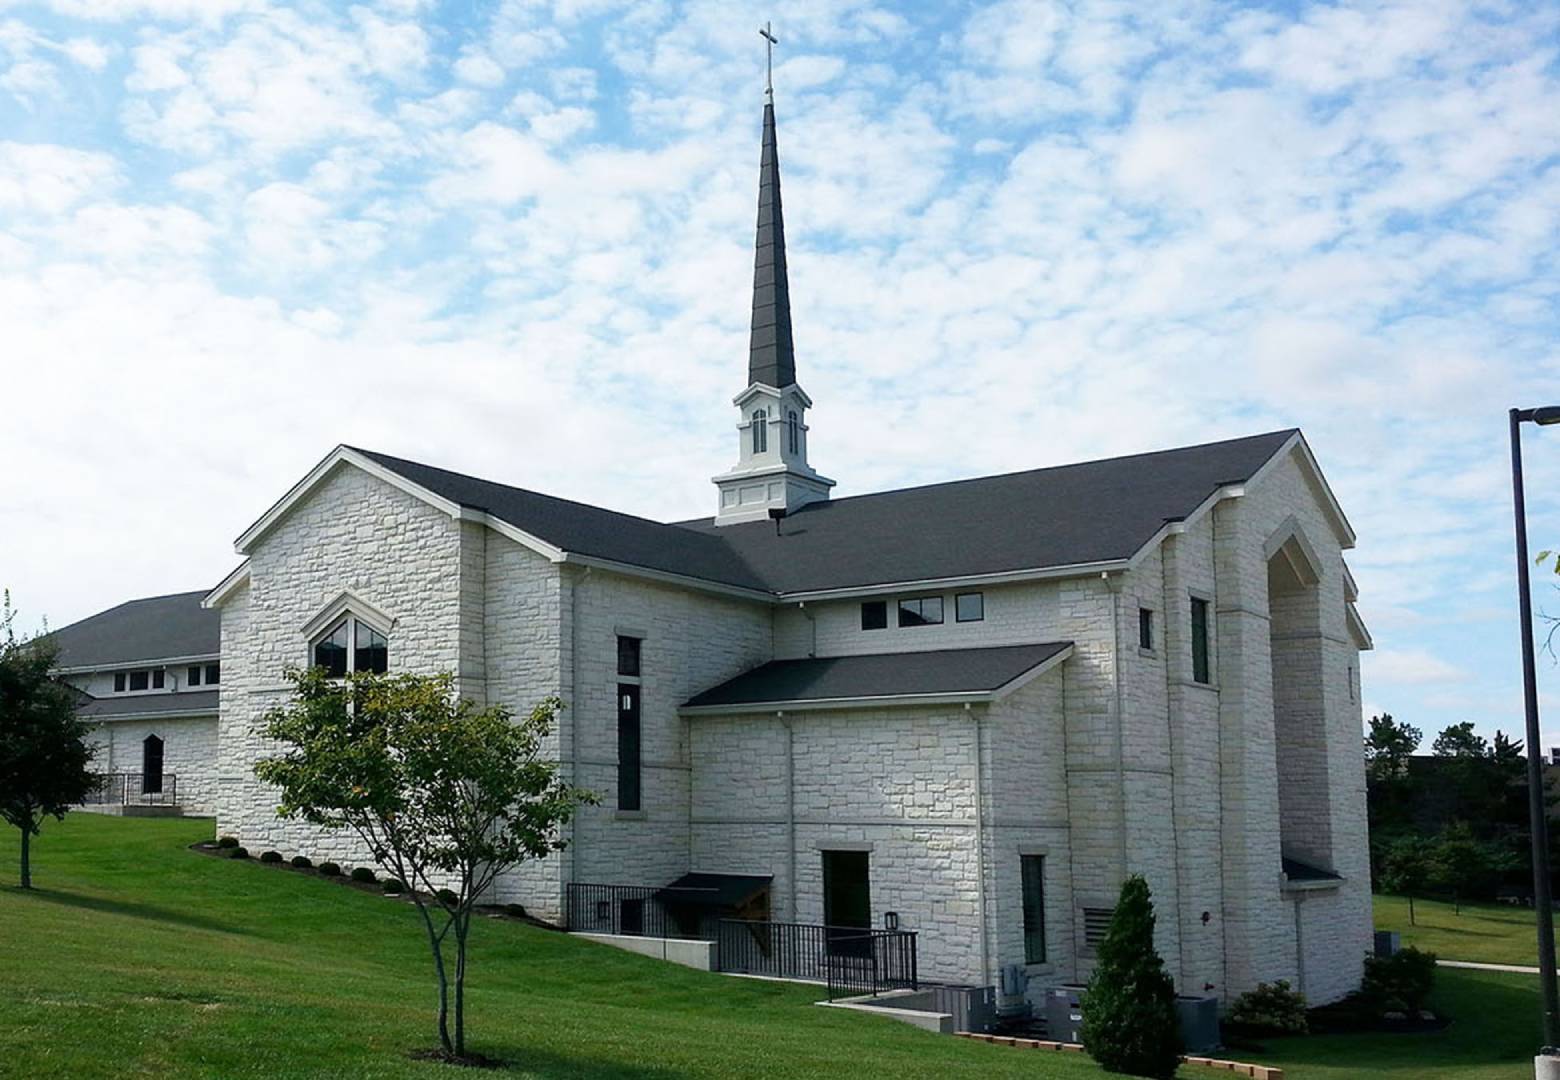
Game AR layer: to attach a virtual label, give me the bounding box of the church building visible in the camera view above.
[53,89,1373,1010]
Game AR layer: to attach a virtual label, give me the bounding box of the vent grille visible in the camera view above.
[1083,907,1115,948]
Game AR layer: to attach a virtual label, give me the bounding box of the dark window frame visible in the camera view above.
[128,670,149,692]
[897,595,944,628]
[617,635,642,677]
[1020,854,1046,965]
[151,668,165,690]
[617,682,642,812]
[1190,596,1211,684]
[188,665,202,687]
[1138,607,1154,651]
[205,663,221,685]
[114,672,126,693]
[312,615,388,677]
[860,600,888,631]
[955,592,984,623]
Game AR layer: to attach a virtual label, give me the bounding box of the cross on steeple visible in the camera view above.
[759,21,777,100]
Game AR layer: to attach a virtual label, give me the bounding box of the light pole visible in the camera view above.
[1510,405,1560,1061]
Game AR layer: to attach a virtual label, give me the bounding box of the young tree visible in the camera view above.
[255,668,593,1062]
[1427,823,1494,915]
[0,593,99,888]
[1079,875,1181,1080]
[1378,835,1433,926]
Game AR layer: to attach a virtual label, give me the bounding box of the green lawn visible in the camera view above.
[0,816,1542,1080]
[1374,893,1549,967]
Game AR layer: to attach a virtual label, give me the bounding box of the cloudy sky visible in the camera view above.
[2,0,1558,750]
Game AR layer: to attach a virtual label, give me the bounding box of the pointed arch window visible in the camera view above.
[142,734,164,794]
[752,409,768,454]
[787,409,799,454]
[312,614,389,676]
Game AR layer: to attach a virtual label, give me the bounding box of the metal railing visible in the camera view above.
[717,919,918,999]
[564,883,715,940]
[81,772,179,807]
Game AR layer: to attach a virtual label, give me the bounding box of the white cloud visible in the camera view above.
[1367,649,1475,687]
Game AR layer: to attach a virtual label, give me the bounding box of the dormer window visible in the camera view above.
[312,615,389,677]
[752,409,768,454]
[787,409,799,454]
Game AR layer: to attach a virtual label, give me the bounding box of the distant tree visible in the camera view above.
[256,668,593,1063]
[1365,713,1422,783]
[1432,721,1489,759]
[1079,875,1181,1079]
[1427,823,1499,915]
[1379,835,1433,926]
[0,593,98,889]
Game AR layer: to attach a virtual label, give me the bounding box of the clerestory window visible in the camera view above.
[752,409,768,454]
[312,615,389,677]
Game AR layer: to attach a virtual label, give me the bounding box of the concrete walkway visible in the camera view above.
[1438,959,1541,974]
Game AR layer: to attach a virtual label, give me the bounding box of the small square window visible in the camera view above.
[1139,608,1154,651]
[617,635,641,677]
[187,665,201,686]
[151,669,165,690]
[955,593,984,623]
[860,601,888,631]
[113,672,126,693]
[205,663,220,685]
[128,670,149,692]
[898,596,944,628]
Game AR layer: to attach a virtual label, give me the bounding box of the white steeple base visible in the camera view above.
[713,461,834,524]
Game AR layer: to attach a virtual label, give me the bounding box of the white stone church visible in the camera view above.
[51,94,1373,1009]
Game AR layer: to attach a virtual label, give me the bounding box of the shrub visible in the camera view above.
[1228,980,1309,1035]
[290,855,312,868]
[228,847,249,860]
[317,861,341,877]
[383,878,406,895]
[217,835,239,849]
[435,888,460,906]
[1362,946,1437,1017]
[259,850,282,864]
[504,903,527,919]
[1079,875,1181,1080]
[350,866,376,884]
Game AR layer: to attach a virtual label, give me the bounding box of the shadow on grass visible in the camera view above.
[12,887,251,937]
[440,1044,698,1079]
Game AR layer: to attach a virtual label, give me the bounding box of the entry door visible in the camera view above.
[142,735,164,794]
[822,849,871,954]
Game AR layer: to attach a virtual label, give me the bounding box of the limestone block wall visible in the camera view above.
[85,715,219,815]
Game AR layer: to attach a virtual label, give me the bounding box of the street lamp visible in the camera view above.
[1510,405,1560,1063]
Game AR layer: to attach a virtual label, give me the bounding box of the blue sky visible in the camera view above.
[2,0,1559,753]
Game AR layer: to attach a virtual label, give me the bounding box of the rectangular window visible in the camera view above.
[617,635,641,678]
[617,683,641,811]
[955,592,984,623]
[1139,608,1154,651]
[897,596,944,628]
[151,668,165,690]
[205,663,220,686]
[128,670,149,692]
[860,600,888,631]
[1021,855,1046,964]
[187,665,201,687]
[1190,596,1211,684]
[113,672,126,693]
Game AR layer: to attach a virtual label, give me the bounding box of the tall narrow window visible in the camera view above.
[1190,596,1211,684]
[114,672,126,692]
[151,668,165,689]
[142,734,164,794]
[1139,608,1155,651]
[787,409,799,454]
[751,409,768,454]
[314,620,350,677]
[188,665,202,687]
[1021,855,1046,964]
[205,663,221,685]
[617,635,641,677]
[617,683,641,811]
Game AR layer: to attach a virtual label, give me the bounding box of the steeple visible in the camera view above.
[748,97,796,390]
[710,27,834,525]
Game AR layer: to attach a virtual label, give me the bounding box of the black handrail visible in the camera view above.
[717,919,917,999]
[564,882,715,940]
[81,772,178,807]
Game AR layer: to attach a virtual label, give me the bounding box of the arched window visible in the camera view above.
[142,734,164,794]
[787,410,799,454]
[312,615,389,676]
[751,409,768,454]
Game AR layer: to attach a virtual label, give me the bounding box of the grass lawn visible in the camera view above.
[1374,893,1551,968]
[0,816,1542,1080]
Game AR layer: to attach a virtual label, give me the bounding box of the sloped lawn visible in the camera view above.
[1373,893,1551,967]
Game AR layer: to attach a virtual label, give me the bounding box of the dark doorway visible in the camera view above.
[620,897,645,936]
[822,849,870,956]
[142,734,164,794]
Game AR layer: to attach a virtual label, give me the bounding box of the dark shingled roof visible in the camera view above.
[748,100,796,390]
[682,642,1071,710]
[48,591,219,670]
[77,689,219,720]
[357,430,1296,598]
[655,872,772,909]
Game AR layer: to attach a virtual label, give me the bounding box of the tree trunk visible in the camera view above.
[19,822,32,889]
[414,902,452,1053]
[453,909,469,1058]
[1408,894,1416,926]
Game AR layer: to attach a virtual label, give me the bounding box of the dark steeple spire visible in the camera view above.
[748,98,796,389]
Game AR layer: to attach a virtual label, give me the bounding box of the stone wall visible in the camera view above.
[85,714,219,815]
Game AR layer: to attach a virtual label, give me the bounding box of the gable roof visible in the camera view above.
[681,642,1073,714]
[47,591,220,671]
[225,429,1313,604]
[77,688,219,721]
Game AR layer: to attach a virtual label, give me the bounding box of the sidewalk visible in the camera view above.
[1438,959,1541,974]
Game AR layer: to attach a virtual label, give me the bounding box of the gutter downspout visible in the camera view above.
[971,701,992,987]
[797,601,816,657]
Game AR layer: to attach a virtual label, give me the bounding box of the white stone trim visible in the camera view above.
[1343,561,1360,602]
[1264,516,1326,587]
[558,554,775,603]
[83,705,219,722]
[1347,604,1374,651]
[203,560,251,609]
[53,653,220,676]
[299,589,396,642]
